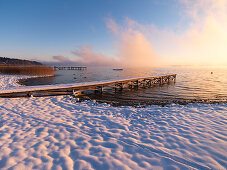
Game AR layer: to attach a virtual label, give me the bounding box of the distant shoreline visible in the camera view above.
[0,65,55,76]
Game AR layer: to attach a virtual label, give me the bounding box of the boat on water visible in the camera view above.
[113,68,123,71]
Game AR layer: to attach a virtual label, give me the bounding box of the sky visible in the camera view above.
[0,0,227,67]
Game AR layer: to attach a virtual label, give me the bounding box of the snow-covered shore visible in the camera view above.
[0,75,226,169]
[0,74,30,90]
[0,74,53,90]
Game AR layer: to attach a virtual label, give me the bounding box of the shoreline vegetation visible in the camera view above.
[0,65,55,76]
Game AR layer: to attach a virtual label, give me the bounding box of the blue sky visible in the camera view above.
[0,0,180,60]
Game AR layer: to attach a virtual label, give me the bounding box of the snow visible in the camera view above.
[0,74,53,91]
[0,74,30,90]
[0,74,227,169]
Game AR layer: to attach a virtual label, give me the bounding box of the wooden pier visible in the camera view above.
[0,74,176,98]
[53,66,87,71]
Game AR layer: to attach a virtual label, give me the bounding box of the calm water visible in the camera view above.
[19,67,227,106]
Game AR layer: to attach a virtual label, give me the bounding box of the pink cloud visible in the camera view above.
[53,56,71,62]
[118,30,157,67]
[105,18,158,68]
[72,45,117,66]
[105,18,119,35]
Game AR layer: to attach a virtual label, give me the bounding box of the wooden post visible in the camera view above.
[135,80,139,88]
[114,84,117,93]
[98,86,104,94]
[160,77,163,85]
[146,79,151,87]
[72,89,83,96]
[119,83,123,91]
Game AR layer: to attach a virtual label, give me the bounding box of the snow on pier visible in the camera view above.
[0,74,176,97]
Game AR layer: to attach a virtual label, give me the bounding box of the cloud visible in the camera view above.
[51,55,76,66]
[118,30,157,67]
[72,45,117,66]
[105,18,158,68]
[53,56,71,62]
[105,18,119,35]
[67,18,157,68]
[174,0,227,65]
[51,48,117,66]
[108,0,227,66]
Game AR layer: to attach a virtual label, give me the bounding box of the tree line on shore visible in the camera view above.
[0,57,55,75]
[0,57,42,65]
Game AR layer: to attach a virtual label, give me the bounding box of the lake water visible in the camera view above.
[19,67,227,106]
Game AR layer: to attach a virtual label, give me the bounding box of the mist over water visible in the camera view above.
[20,67,227,106]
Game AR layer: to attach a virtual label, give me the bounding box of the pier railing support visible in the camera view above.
[72,89,83,96]
[97,86,104,94]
